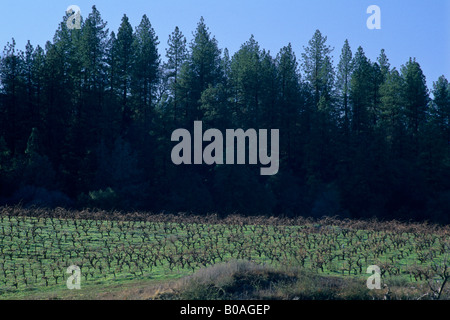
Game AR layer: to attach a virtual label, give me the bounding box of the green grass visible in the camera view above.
[0,207,449,300]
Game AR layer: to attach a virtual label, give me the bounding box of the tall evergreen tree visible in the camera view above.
[178,17,222,124]
[276,43,301,162]
[301,30,334,108]
[420,75,450,192]
[0,39,25,154]
[301,31,337,193]
[431,75,450,141]
[81,6,109,91]
[31,45,45,128]
[101,31,122,147]
[379,68,406,157]
[350,46,372,134]
[259,49,278,128]
[132,14,160,121]
[377,49,390,81]
[78,6,109,146]
[22,41,37,130]
[401,58,429,136]
[165,26,187,105]
[229,35,262,127]
[336,39,353,133]
[114,15,135,132]
[189,17,222,92]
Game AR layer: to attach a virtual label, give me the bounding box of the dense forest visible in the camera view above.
[0,6,449,223]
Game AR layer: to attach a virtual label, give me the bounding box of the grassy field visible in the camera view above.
[0,206,449,300]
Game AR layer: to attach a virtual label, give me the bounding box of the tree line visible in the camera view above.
[0,6,449,223]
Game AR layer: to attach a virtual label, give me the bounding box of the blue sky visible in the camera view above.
[0,0,448,89]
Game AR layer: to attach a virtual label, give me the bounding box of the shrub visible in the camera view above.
[77,187,120,210]
[156,261,379,300]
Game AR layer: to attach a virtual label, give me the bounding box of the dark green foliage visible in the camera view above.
[77,187,119,210]
[301,30,334,108]
[401,58,429,136]
[164,26,188,125]
[177,17,223,125]
[131,14,160,119]
[0,11,448,223]
[336,39,353,133]
[114,14,135,132]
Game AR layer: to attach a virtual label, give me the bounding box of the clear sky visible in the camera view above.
[0,0,448,89]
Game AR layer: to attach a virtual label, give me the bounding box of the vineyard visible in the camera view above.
[0,207,449,299]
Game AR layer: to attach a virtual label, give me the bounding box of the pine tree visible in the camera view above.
[377,49,390,81]
[79,6,109,147]
[336,39,353,132]
[350,46,372,134]
[0,39,25,154]
[368,62,383,126]
[259,49,278,128]
[379,68,406,156]
[178,17,222,124]
[276,43,301,162]
[301,31,337,190]
[44,11,85,196]
[44,11,79,147]
[401,58,429,136]
[164,26,188,124]
[431,75,450,139]
[229,35,262,127]
[301,30,334,108]
[106,31,117,94]
[22,41,36,129]
[132,14,160,121]
[81,6,109,91]
[114,15,135,132]
[419,75,450,192]
[31,45,45,128]
[221,48,231,83]
[97,31,122,147]
[189,17,222,92]
[165,26,187,92]
[430,76,450,165]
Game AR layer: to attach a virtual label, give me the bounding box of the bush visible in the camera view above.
[77,187,120,210]
[156,261,379,300]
